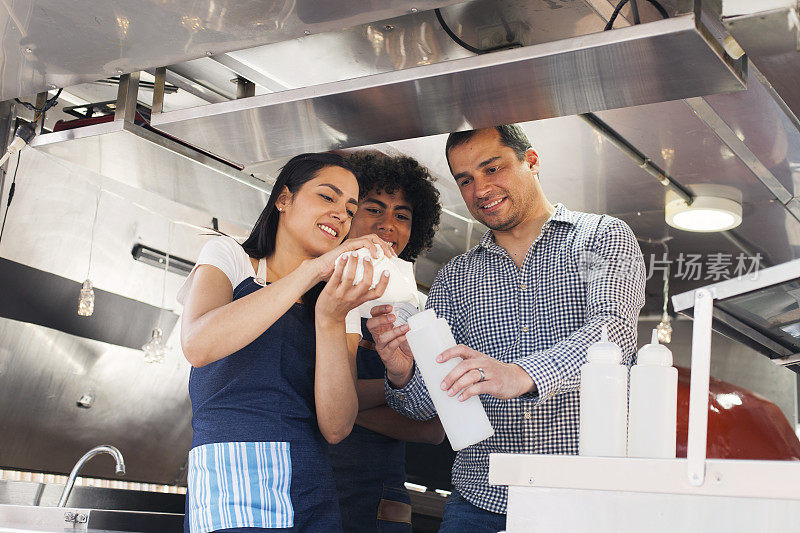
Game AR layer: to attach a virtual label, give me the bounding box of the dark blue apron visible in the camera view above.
[328,319,411,532]
[185,274,341,532]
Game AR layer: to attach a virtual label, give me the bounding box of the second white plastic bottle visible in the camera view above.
[578,325,628,457]
[405,309,495,451]
[627,329,678,458]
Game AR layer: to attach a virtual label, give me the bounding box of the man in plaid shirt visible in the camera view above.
[367,124,646,531]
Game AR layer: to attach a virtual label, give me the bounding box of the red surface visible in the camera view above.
[675,366,800,460]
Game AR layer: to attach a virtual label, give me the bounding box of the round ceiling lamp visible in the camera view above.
[665,195,742,232]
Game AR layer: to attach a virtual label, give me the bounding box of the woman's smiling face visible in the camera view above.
[276,165,360,257]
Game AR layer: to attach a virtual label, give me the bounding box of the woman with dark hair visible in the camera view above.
[177,152,395,532]
[330,152,444,532]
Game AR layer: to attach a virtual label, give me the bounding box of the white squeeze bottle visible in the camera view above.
[627,329,678,458]
[405,309,495,451]
[578,325,628,457]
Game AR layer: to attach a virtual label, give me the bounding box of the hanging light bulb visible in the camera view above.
[143,221,172,364]
[657,239,672,344]
[78,188,101,317]
[77,279,95,316]
[657,311,673,344]
[142,328,167,364]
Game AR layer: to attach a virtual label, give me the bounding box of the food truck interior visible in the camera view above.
[1,0,799,531]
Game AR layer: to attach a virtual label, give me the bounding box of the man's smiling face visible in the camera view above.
[448,128,541,232]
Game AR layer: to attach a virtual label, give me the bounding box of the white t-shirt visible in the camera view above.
[177,235,362,336]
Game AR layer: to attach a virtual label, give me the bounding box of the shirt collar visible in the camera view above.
[479,203,574,251]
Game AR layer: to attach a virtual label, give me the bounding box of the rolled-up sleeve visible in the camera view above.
[514,219,646,404]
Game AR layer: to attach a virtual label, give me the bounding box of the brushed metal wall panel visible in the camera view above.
[0,0,464,100]
[31,121,269,229]
[0,148,246,311]
[0,318,192,485]
[151,14,746,166]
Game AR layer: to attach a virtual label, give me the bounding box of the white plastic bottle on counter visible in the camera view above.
[627,329,678,458]
[578,325,628,457]
[405,309,495,451]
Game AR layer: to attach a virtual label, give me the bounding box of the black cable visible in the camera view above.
[434,8,485,54]
[604,0,669,31]
[434,8,523,55]
[630,0,641,25]
[14,88,63,124]
[0,151,22,247]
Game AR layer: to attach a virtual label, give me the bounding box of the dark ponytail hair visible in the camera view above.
[240,152,356,313]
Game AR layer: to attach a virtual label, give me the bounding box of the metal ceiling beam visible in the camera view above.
[151,13,747,166]
[209,54,289,93]
[684,96,800,223]
[721,2,800,122]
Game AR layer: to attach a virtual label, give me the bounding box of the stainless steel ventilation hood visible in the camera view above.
[150,12,747,166]
[673,259,800,372]
[0,0,465,101]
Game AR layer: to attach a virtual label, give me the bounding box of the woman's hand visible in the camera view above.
[315,251,391,323]
[306,234,396,284]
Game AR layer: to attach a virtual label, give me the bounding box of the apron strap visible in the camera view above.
[254,256,268,286]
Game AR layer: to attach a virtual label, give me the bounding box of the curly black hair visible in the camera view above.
[347,152,441,261]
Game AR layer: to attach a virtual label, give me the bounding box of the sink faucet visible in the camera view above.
[57,445,126,507]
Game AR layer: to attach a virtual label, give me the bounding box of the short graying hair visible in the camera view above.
[445,124,532,168]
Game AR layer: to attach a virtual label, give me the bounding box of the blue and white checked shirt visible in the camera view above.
[386,204,646,513]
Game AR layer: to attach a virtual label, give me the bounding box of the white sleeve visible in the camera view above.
[345,308,362,337]
[176,236,253,304]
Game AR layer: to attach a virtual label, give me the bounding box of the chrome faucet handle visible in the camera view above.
[57,445,126,507]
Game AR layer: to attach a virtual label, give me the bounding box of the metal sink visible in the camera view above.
[0,503,183,532]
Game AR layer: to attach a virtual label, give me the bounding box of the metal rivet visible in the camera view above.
[410,7,418,13]
[384,24,394,31]
[24,47,32,53]
[303,29,311,35]
[205,51,212,56]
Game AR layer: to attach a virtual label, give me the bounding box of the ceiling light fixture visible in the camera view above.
[665,194,742,232]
